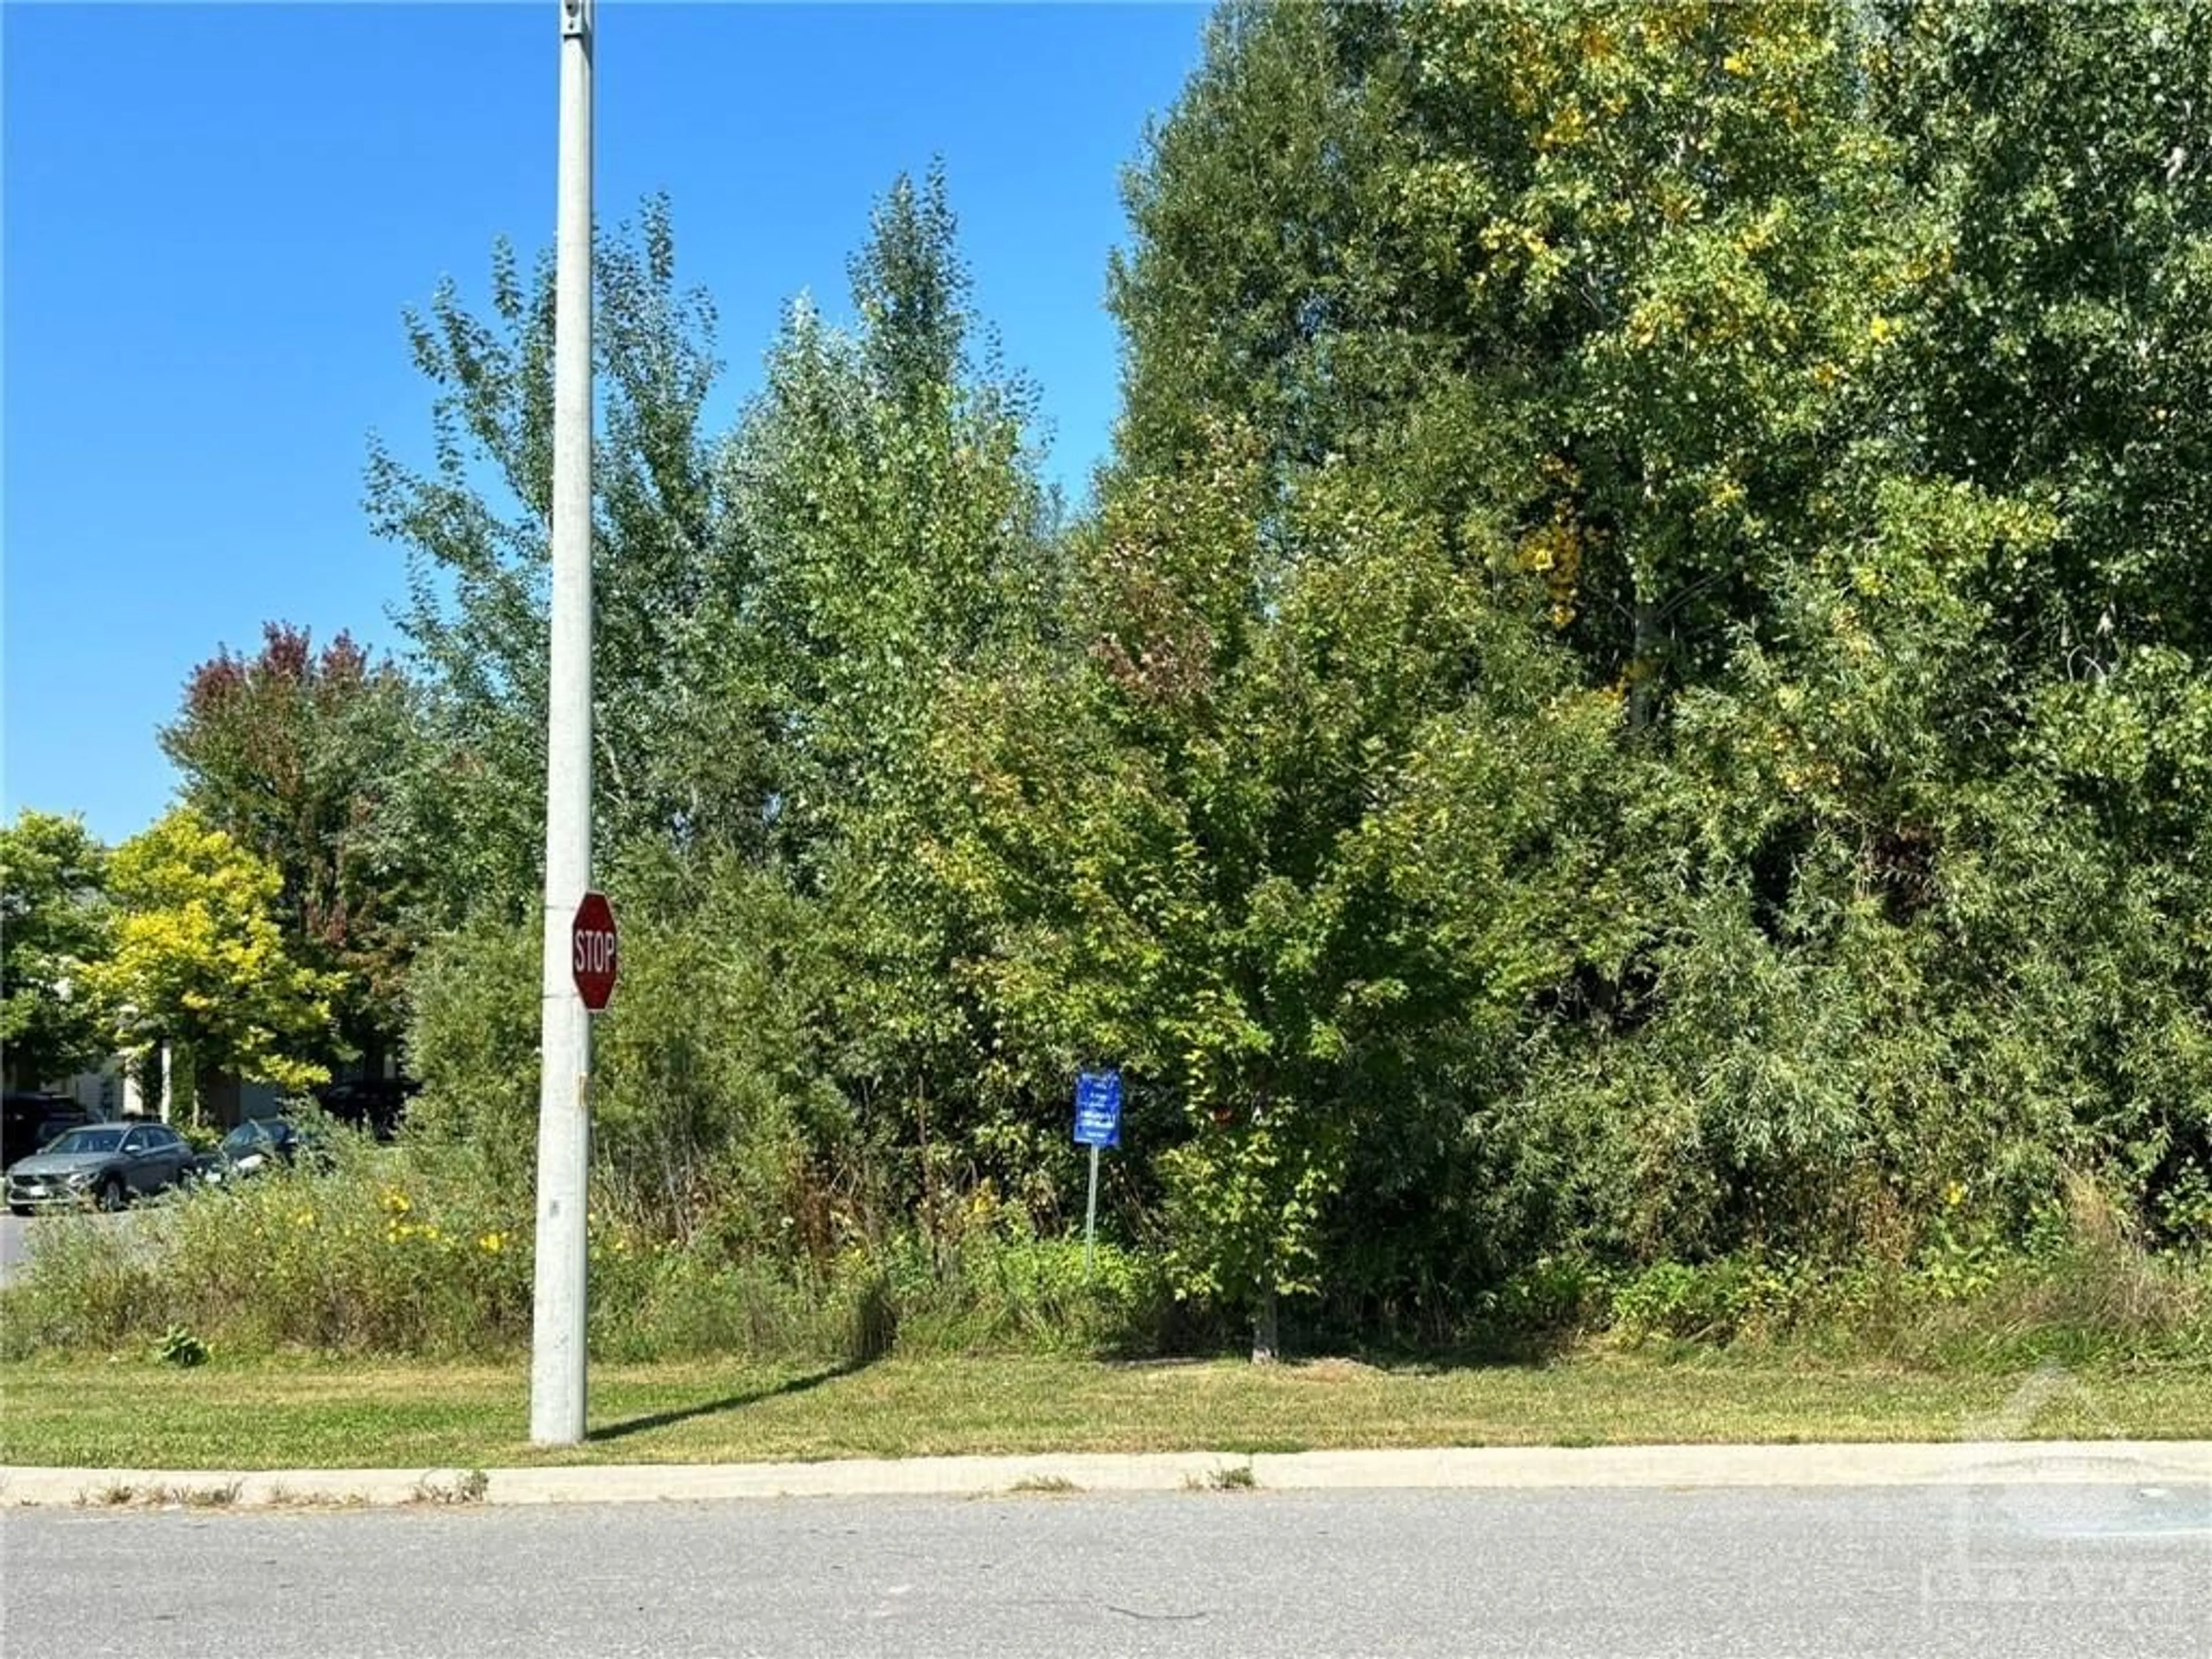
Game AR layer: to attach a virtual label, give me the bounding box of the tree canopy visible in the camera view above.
[86,810,342,1098]
[160,622,425,1064]
[0,810,112,1090]
[31,1,2194,1357]
[376,5,2212,1351]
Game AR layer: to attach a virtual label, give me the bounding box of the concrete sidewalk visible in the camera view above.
[6,1439,2210,1511]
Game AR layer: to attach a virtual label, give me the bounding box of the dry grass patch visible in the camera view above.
[1004,1474,1082,1495]
[1285,1357,1386,1384]
[75,1479,243,1510]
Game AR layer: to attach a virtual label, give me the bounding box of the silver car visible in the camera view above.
[5,1122,195,1214]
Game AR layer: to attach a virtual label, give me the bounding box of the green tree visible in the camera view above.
[86,809,342,1106]
[369,192,772,915]
[742,164,1062,870]
[0,810,112,1089]
[931,427,1637,1352]
[393,172,1065,1248]
[1062,0,1924,1338]
[377,1,2212,1333]
[730,165,1066,1207]
[1111,0,1915,722]
[1087,0,2212,1287]
[1870,0,2212,664]
[1599,468,2212,1254]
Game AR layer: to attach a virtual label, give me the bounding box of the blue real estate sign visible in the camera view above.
[1073,1070,1123,1149]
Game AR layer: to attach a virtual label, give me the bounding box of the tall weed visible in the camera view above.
[2,1131,1175,1363]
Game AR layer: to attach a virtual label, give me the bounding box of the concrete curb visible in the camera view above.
[6,1440,2210,1511]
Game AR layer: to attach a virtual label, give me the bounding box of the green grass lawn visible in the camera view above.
[4,1348,2206,1469]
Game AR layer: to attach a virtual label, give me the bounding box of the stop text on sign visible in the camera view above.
[570,889,619,1012]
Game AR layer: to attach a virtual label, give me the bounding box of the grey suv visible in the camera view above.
[5,1120,195,1213]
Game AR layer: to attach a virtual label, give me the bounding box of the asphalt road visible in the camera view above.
[0,1210,147,1287]
[6,1483,2208,1658]
[0,1211,26,1283]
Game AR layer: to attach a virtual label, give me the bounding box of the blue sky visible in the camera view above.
[3,1,1207,845]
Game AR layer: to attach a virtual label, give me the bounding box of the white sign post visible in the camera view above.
[529,0,596,1449]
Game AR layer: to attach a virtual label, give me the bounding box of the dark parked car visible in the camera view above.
[5,1120,195,1213]
[313,1077,418,1140]
[195,1115,320,1185]
[2,1093,96,1170]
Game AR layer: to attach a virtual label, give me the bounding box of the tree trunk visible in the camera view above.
[1251,1283,1280,1365]
[190,1054,221,1132]
[1630,596,1664,732]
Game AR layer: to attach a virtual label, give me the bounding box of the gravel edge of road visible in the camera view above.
[6,1440,2210,1512]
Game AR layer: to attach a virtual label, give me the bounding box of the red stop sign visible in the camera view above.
[571,890,618,1012]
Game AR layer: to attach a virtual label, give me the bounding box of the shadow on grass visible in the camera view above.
[589,1361,866,1444]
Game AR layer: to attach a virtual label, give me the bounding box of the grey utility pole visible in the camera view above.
[529,0,596,1448]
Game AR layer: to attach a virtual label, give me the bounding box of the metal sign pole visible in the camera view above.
[1084,1142,1101,1281]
